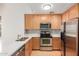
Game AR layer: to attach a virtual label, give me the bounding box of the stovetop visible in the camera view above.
[40,34,52,38]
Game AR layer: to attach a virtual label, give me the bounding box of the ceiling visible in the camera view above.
[26,3,75,14]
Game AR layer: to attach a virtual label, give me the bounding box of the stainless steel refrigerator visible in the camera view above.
[61,18,79,56]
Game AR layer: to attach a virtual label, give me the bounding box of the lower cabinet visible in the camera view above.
[25,37,40,56]
[52,37,61,50]
[29,39,32,55]
[25,39,32,56]
[32,37,40,50]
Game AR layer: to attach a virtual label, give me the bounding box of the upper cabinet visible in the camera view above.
[32,14,51,29]
[25,14,62,30]
[40,14,51,23]
[68,4,79,20]
[51,15,61,29]
[62,4,79,22]
[25,14,33,30]
[62,11,69,22]
[32,15,40,29]
[25,4,79,30]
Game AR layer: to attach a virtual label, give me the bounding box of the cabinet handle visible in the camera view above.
[15,52,20,56]
[20,47,25,51]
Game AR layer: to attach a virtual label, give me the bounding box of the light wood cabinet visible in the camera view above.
[25,41,30,56]
[62,11,69,22]
[62,4,79,22]
[51,15,61,29]
[25,14,61,30]
[25,39,32,56]
[40,14,51,23]
[25,14,33,30]
[32,15,40,29]
[29,39,32,55]
[52,37,61,50]
[32,14,51,29]
[69,4,79,20]
[32,37,40,50]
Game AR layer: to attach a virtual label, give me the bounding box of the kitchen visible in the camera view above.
[0,3,79,56]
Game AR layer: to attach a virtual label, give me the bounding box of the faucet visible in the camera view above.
[17,34,21,39]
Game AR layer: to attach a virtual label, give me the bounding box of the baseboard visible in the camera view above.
[32,49,40,50]
[52,49,62,51]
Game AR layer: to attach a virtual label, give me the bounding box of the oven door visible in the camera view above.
[41,38,52,46]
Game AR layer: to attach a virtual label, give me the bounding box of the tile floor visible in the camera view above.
[31,50,61,56]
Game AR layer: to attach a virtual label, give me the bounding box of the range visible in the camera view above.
[40,23,52,50]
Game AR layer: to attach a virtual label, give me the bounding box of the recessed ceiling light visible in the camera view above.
[41,4,53,10]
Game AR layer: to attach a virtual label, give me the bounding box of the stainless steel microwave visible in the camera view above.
[40,23,51,29]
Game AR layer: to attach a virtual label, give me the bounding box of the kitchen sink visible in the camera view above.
[16,37,28,41]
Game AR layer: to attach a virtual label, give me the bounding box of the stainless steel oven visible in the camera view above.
[40,38,52,46]
[40,38,52,50]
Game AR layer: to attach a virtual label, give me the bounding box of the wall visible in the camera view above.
[0,4,5,53]
[0,3,32,53]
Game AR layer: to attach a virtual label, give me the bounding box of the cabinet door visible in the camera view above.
[25,39,32,56]
[62,11,69,22]
[29,39,32,56]
[32,15,40,29]
[69,4,79,20]
[51,15,61,29]
[52,37,61,50]
[32,37,40,50]
[25,41,29,56]
[25,15,32,30]
[40,14,51,23]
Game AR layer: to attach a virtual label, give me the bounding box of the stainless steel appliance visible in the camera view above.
[40,23,51,29]
[40,23,52,50]
[40,38,52,50]
[65,19,78,56]
[40,38,52,46]
[61,19,79,56]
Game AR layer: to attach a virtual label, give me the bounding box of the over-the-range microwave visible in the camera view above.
[40,23,51,29]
